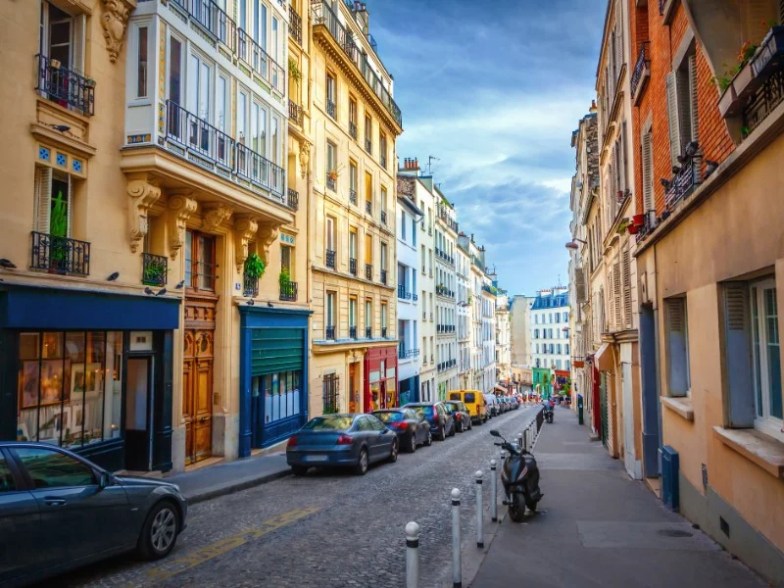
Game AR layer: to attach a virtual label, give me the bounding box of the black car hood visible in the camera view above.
[114,475,181,491]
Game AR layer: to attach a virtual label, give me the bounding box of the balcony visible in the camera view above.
[326,174,337,191]
[365,327,372,338]
[326,249,336,269]
[35,54,94,116]
[236,28,284,94]
[311,1,403,128]
[349,189,358,205]
[142,253,168,287]
[630,42,650,105]
[326,100,337,119]
[31,232,90,276]
[398,284,411,299]
[365,138,372,154]
[164,100,285,200]
[349,257,357,275]
[349,121,357,139]
[663,143,701,209]
[743,55,784,135]
[380,153,387,168]
[365,263,373,280]
[243,271,259,297]
[380,269,387,285]
[380,210,387,225]
[349,326,357,339]
[171,0,236,50]
[280,280,298,301]
[287,188,299,211]
[289,100,303,127]
[289,5,303,45]
[326,326,336,340]
[365,200,372,215]
[381,327,388,338]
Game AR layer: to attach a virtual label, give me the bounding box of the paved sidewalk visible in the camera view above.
[165,450,291,504]
[470,407,766,588]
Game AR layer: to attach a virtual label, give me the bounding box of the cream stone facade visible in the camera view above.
[309,0,402,416]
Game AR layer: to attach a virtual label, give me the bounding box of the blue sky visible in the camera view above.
[366,0,605,296]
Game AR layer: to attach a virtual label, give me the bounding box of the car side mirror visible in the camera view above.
[98,471,112,490]
[489,430,501,437]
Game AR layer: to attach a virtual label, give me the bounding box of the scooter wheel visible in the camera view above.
[508,494,526,523]
[525,497,538,512]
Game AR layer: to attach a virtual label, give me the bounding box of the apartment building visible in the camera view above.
[456,240,472,390]
[495,291,512,390]
[310,0,402,414]
[434,191,459,399]
[530,288,570,398]
[480,274,498,394]
[510,295,535,386]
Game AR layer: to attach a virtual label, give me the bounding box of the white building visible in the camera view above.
[495,291,511,389]
[481,273,497,394]
[531,288,571,396]
[456,241,472,389]
[510,295,534,386]
[435,190,459,399]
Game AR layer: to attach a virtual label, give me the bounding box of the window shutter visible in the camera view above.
[722,284,755,427]
[665,298,689,396]
[642,132,653,212]
[613,260,622,328]
[688,55,699,143]
[665,72,682,166]
[622,248,632,328]
[73,15,86,74]
[35,166,52,234]
[576,267,586,303]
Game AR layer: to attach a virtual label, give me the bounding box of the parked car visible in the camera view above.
[286,414,398,475]
[444,400,472,433]
[447,389,488,424]
[484,393,500,418]
[0,442,188,587]
[499,396,511,413]
[403,402,455,440]
[372,408,432,452]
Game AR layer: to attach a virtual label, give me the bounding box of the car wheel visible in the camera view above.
[388,439,399,463]
[449,423,456,437]
[138,500,180,560]
[424,430,433,446]
[408,432,417,453]
[355,448,369,475]
[291,465,308,476]
[438,426,446,441]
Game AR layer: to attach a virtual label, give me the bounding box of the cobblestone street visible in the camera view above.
[41,407,538,588]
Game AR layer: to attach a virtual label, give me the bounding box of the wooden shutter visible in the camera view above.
[642,132,653,212]
[665,298,689,396]
[622,248,632,328]
[575,267,586,303]
[35,166,52,233]
[613,260,622,329]
[688,55,699,143]
[722,284,755,427]
[665,72,681,166]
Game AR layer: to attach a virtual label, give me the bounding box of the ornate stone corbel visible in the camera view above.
[234,216,259,272]
[202,204,233,233]
[167,194,197,260]
[257,222,280,264]
[127,177,161,253]
[101,0,134,63]
[299,141,311,179]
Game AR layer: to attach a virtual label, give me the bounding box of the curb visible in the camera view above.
[184,468,292,505]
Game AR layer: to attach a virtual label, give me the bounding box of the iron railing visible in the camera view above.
[287,188,299,211]
[326,100,336,118]
[243,272,259,297]
[235,142,284,196]
[365,263,373,280]
[142,253,168,286]
[664,149,702,209]
[630,42,650,100]
[398,285,409,299]
[289,100,303,126]
[349,189,358,205]
[326,326,336,340]
[349,326,357,339]
[365,138,372,153]
[280,280,298,301]
[743,67,784,134]
[365,200,372,214]
[35,54,94,116]
[31,232,90,276]
[289,5,302,45]
[349,257,357,275]
[380,210,387,225]
[380,153,387,168]
[381,327,388,338]
[380,269,387,284]
[326,249,336,268]
[349,121,357,139]
[365,327,372,338]
[236,28,284,93]
[327,175,337,191]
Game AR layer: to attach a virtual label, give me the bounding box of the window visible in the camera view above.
[326,290,336,329]
[0,454,15,492]
[664,297,690,397]
[35,167,72,239]
[14,447,95,489]
[348,96,358,138]
[349,161,358,200]
[380,242,388,272]
[188,53,212,123]
[349,297,357,336]
[323,373,339,414]
[381,186,388,223]
[326,72,336,118]
[401,210,407,240]
[325,216,336,268]
[349,228,357,271]
[412,218,417,246]
[364,115,372,153]
[642,129,654,213]
[252,370,302,425]
[185,230,216,290]
[381,302,388,334]
[17,331,124,448]
[379,132,388,168]
[751,281,782,429]
[136,26,149,98]
[281,243,292,277]
[168,36,183,108]
[326,141,337,189]
[666,48,698,165]
[365,299,373,335]
[365,172,373,212]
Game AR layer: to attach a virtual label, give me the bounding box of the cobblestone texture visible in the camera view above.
[41,407,539,588]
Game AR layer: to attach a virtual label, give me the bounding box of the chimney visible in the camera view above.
[402,158,420,171]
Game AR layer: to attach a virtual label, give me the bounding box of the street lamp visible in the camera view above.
[565,238,587,250]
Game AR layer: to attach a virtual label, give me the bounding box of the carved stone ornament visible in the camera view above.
[127,177,161,253]
[234,216,259,271]
[167,194,198,259]
[299,141,311,179]
[202,204,233,233]
[101,0,133,63]
[257,223,280,264]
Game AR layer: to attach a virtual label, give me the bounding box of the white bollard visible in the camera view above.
[406,521,420,588]
[490,459,498,523]
[475,470,484,548]
[516,433,523,451]
[451,488,462,588]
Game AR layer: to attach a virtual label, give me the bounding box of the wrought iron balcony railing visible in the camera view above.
[365,200,372,214]
[365,138,372,154]
[365,263,373,280]
[663,143,702,209]
[349,189,358,205]
[743,67,784,134]
[380,153,387,168]
[289,100,303,126]
[381,327,388,338]
[349,121,357,139]
[349,257,357,275]
[236,28,284,93]
[349,326,357,339]
[35,54,94,116]
[289,5,302,45]
[243,271,259,297]
[326,326,336,340]
[31,232,90,276]
[171,0,236,50]
[630,42,650,104]
[380,269,387,285]
[380,210,387,225]
[398,284,407,298]
[327,175,337,191]
[365,327,372,339]
[280,280,298,301]
[326,100,337,118]
[142,253,168,287]
[326,249,336,269]
[287,188,299,211]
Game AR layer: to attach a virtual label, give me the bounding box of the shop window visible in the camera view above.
[185,230,216,291]
[17,331,124,447]
[323,373,339,414]
[252,370,302,424]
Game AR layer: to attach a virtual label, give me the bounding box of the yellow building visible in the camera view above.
[309,0,402,415]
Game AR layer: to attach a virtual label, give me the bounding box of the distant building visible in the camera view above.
[510,295,535,385]
[530,288,570,397]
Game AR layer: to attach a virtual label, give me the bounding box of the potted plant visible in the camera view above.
[279,267,292,290]
[327,169,338,182]
[142,256,167,286]
[49,189,69,272]
[632,213,645,227]
[50,58,61,69]
[84,78,96,89]
[616,218,631,235]
[288,58,301,83]
[244,252,265,281]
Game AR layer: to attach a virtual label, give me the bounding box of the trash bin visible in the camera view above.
[577,394,584,425]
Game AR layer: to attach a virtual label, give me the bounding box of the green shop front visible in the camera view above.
[238,306,310,457]
[0,285,179,472]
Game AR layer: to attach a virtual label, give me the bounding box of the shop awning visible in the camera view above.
[494,385,508,394]
[595,342,614,371]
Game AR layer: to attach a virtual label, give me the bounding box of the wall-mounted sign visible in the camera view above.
[129,331,153,352]
[281,233,296,245]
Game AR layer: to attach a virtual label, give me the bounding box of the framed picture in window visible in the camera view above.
[20,361,40,409]
[71,363,102,397]
[40,359,67,405]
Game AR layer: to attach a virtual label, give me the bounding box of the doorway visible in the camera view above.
[183,327,214,465]
[125,357,153,471]
[349,363,359,413]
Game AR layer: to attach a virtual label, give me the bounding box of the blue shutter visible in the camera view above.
[722,284,755,427]
[665,298,689,397]
[250,328,304,376]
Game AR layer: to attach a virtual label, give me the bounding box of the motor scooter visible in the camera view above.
[543,402,554,424]
[490,429,542,522]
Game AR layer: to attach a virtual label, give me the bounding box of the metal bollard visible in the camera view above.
[490,459,498,523]
[451,488,462,588]
[475,470,484,548]
[406,521,420,588]
[516,433,523,451]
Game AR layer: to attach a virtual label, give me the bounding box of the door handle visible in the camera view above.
[199,416,210,423]
[44,497,66,507]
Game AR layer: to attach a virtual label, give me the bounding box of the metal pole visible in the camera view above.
[475,470,484,548]
[516,433,523,451]
[405,521,420,588]
[451,488,462,588]
[490,459,498,523]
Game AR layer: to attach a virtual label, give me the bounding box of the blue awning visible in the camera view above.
[0,286,180,330]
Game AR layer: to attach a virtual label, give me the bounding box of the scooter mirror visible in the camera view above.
[489,430,501,437]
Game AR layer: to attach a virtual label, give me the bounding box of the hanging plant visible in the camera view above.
[288,58,302,83]
[244,253,265,280]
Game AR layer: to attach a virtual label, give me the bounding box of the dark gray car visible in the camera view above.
[0,442,187,587]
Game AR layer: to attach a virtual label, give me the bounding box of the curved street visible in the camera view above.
[43,406,539,588]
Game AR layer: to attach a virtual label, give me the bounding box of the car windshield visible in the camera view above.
[302,416,354,431]
[448,392,461,400]
[374,411,403,423]
[464,392,475,403]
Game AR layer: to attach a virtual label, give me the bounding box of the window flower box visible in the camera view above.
[750,26,784,79]
[718,61,760,118]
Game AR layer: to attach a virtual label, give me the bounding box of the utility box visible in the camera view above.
[660,445,680,511]
[577,394,584,425]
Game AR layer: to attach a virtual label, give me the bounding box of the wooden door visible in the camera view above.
[183,296,216,465]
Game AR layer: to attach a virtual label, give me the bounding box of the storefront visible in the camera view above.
[364,347,398,411]
[398,374,419,406]
[0,285,179,472]
[238,306,310,457]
